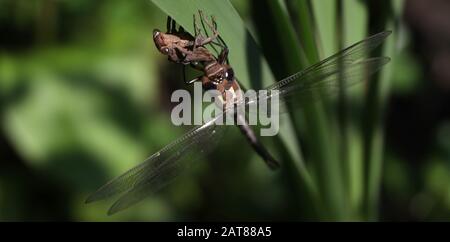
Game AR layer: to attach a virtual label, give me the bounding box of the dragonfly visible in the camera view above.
[154,12,281,169]
[86,30,392,215]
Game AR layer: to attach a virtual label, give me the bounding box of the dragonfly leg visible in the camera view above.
[178,25,185,34]
[166,16,172,33]
[198,11,221,46]
[193,13,202,49]
[218,47,229,65]
[182,65,188,84]
[203,14,227,51]
[167,16,177,33]
[185,76,200,85]
[212,15,228,52]
[196,10,223,55]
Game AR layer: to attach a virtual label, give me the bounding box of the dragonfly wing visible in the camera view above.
[272,57,390,102]
[270,31,390,88]
[244,57,389,116]
[242,31,392,112]
[86,117,227,215]
[301,31,391,74]
[267,31,391,91]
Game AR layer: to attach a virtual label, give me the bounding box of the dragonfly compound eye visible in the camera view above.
[225,68,234,82]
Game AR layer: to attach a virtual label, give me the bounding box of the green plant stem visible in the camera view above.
[274,0,345,219]
[363,0,394,221]
[335,0,353,216]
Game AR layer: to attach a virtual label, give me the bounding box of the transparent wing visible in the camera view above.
[85,117,227,215]
[243,31,392,111]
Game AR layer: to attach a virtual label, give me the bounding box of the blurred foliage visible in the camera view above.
[0,0,449,221]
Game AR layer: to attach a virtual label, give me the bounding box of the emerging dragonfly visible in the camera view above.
[86,24,391,214]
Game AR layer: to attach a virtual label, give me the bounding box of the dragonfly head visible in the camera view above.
[224,67,234,82]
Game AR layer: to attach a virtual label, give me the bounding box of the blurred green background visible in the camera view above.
[0,0,449,221]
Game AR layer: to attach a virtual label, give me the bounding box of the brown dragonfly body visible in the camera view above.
[195,47,281,169]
